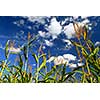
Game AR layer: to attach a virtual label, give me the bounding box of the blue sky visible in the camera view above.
[0,16,100,70]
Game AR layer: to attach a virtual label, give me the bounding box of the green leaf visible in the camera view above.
[37,59,46,72]
[87,40,95,52]
[75,70,84,74]
[44,70,54,80]
[28,34,39,46]
[89,47,99,59]
[61,64,66,81]
[98,77,100,82]
[5,40,10,59]
[90,67,99,82]
[37,54,46,72]
[82,48,88,58]
[70,40,83,48]
[32,53,39,63]
[93,47,99,55]
[23,46,28,60]
[38,54,46,58]
[18,54,23,69]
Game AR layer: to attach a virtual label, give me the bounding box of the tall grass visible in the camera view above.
[0,22,100,83]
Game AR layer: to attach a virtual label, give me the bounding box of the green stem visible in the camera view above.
[86,60,90,75]
[35,53,40,83]
[25,41,29,72]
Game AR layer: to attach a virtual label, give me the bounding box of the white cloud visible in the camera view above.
[47,56,55,63]
[44,40,53,47]
[42,46,46,49]
[13,19,25,26]
[77,63,84,66]
[73,16,89,20]
[38,30,51,38]
[61,18,69,25]
[63,39,72,46]
[13,16,91,41]
[63,39,73,49]
[46,54,84,68]
[63,23,76,39]
[38,31,46,37]
[47,55,67,65]
[69,62,84,68]
[47,54,77,64]
[81,19,90,26]
[73,16,79,19]
[63,54,76,61]
[19,19,25,25]
[27,16,49,24]
[47,17,62,39]
[81,16,89,19]
[69,63,77,68]
[27,26,32,30]
[8,47,21,54]
[95,41,100,46]
[54,56,67,65]
[12,16,92,52]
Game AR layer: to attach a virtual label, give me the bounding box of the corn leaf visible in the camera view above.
[32,53,39,63]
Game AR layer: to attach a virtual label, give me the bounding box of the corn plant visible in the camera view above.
[0,33,39,83]
[64,23,100,83]
[32,22,100,83]
[0,22,100,83]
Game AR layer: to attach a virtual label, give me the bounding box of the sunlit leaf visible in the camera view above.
[32,53,39,63]
[82,48,88,58]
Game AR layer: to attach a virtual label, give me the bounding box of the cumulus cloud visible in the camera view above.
[81,16,89,19]
[47,17,62,39]
[61,18,69,25]
[38,31,50,38]
[44,40,53,47]
[13,19,25,26]
[27,26,32,30]
[46,56,55,63]
[46,53,85,68]
[38,31,46,37]
[63,39,72,48]
[95,41,100,46]
[73,16,79,19]
[80,19,90,27]
[69,63,77,68]
[27,16,50,24]
[69,62,84,68]
[47,54,77,64]
[77,63,84,66]
[13,16,91,41]
[8,47,21,54]
[54,56,67,65]
[12,16,93,54]
[63,23,76,39]
[73,16,89,20]
[41,45,45,50]
[63,54,76,61]
[47,56,67,65]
